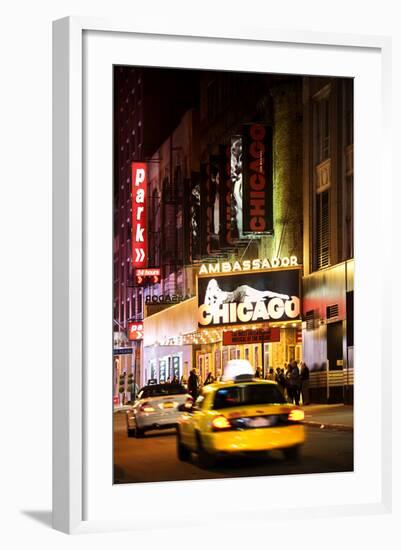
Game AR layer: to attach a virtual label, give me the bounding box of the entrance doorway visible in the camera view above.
[327,321,344,403]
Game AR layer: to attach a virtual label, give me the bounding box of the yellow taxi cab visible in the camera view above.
[176,360,305,468]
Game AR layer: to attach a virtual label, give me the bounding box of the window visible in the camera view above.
[344,79,354,260]
[138,384,187,398]
[312,88,332,271]
[345,174,354,259]
[314,95,330,163]
[213,384,286,410]
[207,79,218,122]
[344,80,354,148]
[315,190,330,269]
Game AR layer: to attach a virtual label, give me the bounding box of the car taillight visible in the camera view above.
[288,409,304,421]
[139,402,155,413]
[211,415,232,431]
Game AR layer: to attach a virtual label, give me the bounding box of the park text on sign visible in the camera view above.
[223,327,281,346]
[128,322,144,341]
[131,163,147,268]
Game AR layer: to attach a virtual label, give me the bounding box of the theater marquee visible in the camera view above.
[197,268,301,328]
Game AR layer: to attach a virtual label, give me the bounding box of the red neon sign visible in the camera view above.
[222,327,280,346]
[128,322,144,341]
[136,268,160,277]
[135,267,161,286]
[131,163,147,268]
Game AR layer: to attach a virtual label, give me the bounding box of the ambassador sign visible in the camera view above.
[198,255,298,275]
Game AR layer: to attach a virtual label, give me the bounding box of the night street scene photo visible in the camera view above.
[113,65,354,484]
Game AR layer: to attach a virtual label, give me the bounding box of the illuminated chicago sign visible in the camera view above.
[131,162,147,268]
[242,124,273,234]
[197,269,300,328]
[198,256,298,275]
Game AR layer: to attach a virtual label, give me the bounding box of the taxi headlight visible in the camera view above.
[288,409,304,422]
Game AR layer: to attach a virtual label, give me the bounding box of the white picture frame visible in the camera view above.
[52,16,392,534]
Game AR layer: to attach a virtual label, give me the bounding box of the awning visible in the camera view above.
[143,297,198,347]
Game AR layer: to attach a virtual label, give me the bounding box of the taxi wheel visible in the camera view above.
[283,445,301,462]
[135,426,145,438]
[196,433,216,469]
[176,430,191,462]
[126,416,135,437]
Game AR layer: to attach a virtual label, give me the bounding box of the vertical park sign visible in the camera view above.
[131,162,147,268]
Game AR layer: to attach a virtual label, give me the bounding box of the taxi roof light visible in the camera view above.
[233,373,255,383]
[222,359,254,382]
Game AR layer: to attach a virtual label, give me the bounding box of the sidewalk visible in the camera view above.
[301,404,354,432]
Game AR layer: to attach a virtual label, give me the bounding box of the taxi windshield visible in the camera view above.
[213,384,286,409]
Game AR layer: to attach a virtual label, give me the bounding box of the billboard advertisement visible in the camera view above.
[131,162,148,268]
[230,136,244,239]
[188,171,201,261]
[209,154,221,250]
[242,124,273,234]
[200,162,220,256]
[197,268,301,328]
[219,144,238,246]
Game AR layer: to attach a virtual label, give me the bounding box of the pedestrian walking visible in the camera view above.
[171,375,179,385]
[187,368,199,401]
[300,362,310,405]
[255,366,262,378]
[204,372,215,385]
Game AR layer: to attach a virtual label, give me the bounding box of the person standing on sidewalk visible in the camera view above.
[267,367,275,381]
[300,362,310,405]
[275,367,286,393]
[289,360,301,405]
[187,368,199,401]
[284,363,292,402]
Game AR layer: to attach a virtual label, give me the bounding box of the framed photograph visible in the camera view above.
[53,17,392,534]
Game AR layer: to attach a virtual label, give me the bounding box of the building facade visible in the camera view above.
[141,72,306,388]
[114,67,354,404]
[301,77,354,403]
[113,66,199,400]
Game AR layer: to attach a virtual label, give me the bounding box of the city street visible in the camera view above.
[113,411,353,484]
